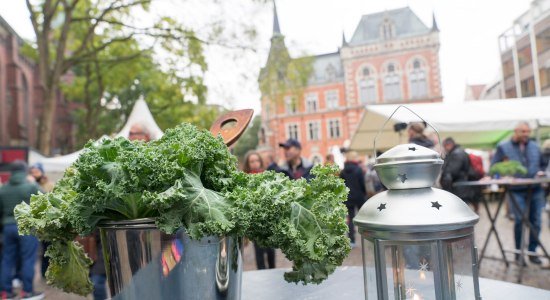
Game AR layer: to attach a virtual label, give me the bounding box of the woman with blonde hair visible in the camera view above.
[242,151,276,269]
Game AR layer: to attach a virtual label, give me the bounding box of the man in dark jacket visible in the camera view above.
[339,151,367,248]
[0,161,42,299]
[277,139,313,180]
[408,122,435,149]
[440,138,478,212]
[491,122,545,265]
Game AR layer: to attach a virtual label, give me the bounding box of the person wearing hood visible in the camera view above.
[29,163,54,193]
[408,122,435,149]
[339,151,367,248]
[0,161,42,299]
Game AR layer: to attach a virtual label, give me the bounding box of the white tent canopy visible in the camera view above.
[350,97,550,154]
[29,98,163,176]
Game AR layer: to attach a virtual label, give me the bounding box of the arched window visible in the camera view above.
[409,59,428,99]
[359,66,377,104]
[384,63,401,101]
[380,19,395,40]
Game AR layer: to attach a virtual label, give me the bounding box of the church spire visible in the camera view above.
[431,12,439,32]
[273,1,281,36]
[341,31,348,47]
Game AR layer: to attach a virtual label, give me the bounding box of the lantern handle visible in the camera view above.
[373,105,442,160]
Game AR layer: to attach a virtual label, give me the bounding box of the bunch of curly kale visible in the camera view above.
[14,123,350,295]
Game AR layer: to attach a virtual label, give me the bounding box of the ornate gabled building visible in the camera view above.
[258,6,443,163]
[0,15,74,154]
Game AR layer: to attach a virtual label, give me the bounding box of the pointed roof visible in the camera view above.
[431,12,439,32]
[272,1,281,36]
[115,96,164,140]
[349,7,431,46]
[341,31,348,47]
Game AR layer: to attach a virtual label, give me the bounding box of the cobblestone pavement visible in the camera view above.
[37,201,550,299]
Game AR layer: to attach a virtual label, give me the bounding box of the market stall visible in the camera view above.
[350,97,550,154]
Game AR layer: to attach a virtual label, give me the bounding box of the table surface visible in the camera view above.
[453,177,550,187]
[242,267,550,299]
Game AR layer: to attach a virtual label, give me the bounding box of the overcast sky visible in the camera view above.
[0,0,533,113]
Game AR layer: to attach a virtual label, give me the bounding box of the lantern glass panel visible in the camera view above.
[362,238,378,299]
[384,243,436,300]
[449,237,475,299]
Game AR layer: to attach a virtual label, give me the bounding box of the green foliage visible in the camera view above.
[489,161,528,176]
[227,165,350,284]
[15,123,350,295]
[45,241,94,295]
[232,115,261,160]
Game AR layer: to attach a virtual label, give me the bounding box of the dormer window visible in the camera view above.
[326,64,337,81]
[380,19,395,40]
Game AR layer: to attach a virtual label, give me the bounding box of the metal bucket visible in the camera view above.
[99,218,242,300]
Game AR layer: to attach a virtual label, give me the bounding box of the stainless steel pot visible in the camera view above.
[99,219,242,300]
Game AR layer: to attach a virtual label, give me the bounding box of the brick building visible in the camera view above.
[0,16,74,154]
[258,6,442,163]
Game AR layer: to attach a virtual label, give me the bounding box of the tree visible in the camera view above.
[25,0,210,154]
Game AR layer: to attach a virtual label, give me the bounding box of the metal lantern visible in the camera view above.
[354,140,481,299]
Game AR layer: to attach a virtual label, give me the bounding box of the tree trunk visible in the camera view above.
[37,88,57,155]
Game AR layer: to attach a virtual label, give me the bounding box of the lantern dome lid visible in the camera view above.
[376,143,440,164]
[353,187,479,235]
[374,144,443,189]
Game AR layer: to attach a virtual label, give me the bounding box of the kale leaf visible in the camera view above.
[15,123,350,295]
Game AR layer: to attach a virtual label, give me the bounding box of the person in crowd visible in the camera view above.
[243,151,276,269]
[408,122,434,148]
[29,163,54,193]
[0,161,42,299]
[440,138,480,212]
[491,122,545,265]
[540,139,550,197]
[325,154,335,166]
[277,139,313,180]
[128,123,151,142]
[365,160,384,197]
[339,151,367,248]
[28,163,55,279]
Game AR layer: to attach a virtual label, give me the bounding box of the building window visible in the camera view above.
[328,119,341,139]
[285,96,297,114]
[287,123,299,140]
[359,66,377,104]
[325,90,339,109]
[326,64,337,81]
[384,63,401,101]
[502,59,514,78]
[517,46,532,67]
[409,59,428,99]
[520,77,535,97]
[536,27,550,54]
[380,19,395,40]
[539,67,550,88]
[305,93,318,113]
[307,121,321,141]
[505,88,517,98]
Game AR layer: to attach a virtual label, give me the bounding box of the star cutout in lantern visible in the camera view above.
[419,260,429,272]
[377,203,387,212]
[408,147,417,151]
[456,278,463,291]
[405,282,416,297]
[397,173,408,183]
[431,201,442,210]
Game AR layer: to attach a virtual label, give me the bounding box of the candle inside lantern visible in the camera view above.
[413,293,421,300]
[419,271,426,280]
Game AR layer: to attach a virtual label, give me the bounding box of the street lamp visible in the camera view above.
[354,143,481,300]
